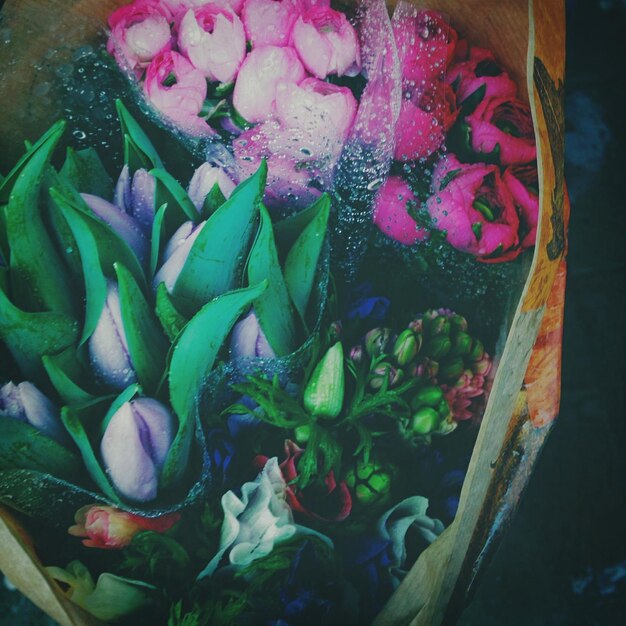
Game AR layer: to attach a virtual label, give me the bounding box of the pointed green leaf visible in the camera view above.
[247,204,297,356]
[164,281,268,487]
[0,204,8,264]
[116,100,163,172]
[155,282,188,342]
[60,147,114,199]
[115,262,168,392]
[100,383,142,435]
[274,194,329,255]
[0,417,82,480]
[150,202,168,278]
[0,283,78,382]
[284,194,330,324]
[200,182,226,220]
[42,347,98,406]
[151,168,197,225]
[60,405,121,503]
[172,163,266,317]
[5,120,76,316]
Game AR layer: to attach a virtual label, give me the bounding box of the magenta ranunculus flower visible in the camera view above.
[89,281,138,390]
[177,5,246,84]
[446,46,517,104]
[466,95,536,166]
[232,45,306,123]
[394,9,458,85]
[503,164,539,249]
[144,50,210,135]
[291,6,361,79]
[107,0,173,74]
[100,397,175,502]
[241,0,301,48]
[230,310,275,359]
[394,81,458,162]
[187,163,236,211]
[373,176,428,246]
[114,165,156,234]
[426,154,522,261]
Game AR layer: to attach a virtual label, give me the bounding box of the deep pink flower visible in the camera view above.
[466,95,536,166]
[373,175,428,246]
[503,164,539,249]
[232,45,306,123]
[144,50,210,135]
[446,46,517,104]
[394,80,458,162]
[427,154,522,261]
[107,0,173,74]
[291,6,361,79]
[254,440,352,522]
[177,5,246,84]
[444,361,491,421]
[68,505,180,549]
[394,10,458,84]
[241,0,301,47]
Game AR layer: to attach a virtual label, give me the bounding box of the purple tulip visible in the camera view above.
[100,397,175,502]
[81,193,148,263]
[0,381,67,444]
[152,220,206,293]
[187,163,236,212]
[230,310,275,359]
[88,281,137,390]
[114,164,156,234]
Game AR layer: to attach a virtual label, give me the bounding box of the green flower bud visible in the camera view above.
[468,338,485,362]
[393,329,420,366]
[411,385,444,410]
[369,363,403,390]
[439,356,465,383]
[424,313,450,337]
[450,331,473,356]
[294,424,312,444]
[411,407,439,435]
[364,328,392,357]
[345,458,393,506]
[449,314,468,333]
[424,335,452,359]
[349,345,364,366]
[303,342,344,419]
[437,398,451,419]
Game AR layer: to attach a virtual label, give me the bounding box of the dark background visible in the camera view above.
[1,0,625,624]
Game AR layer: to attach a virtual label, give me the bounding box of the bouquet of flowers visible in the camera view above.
[0,1,567,625]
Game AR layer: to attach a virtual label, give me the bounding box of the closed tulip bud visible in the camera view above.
[449,314,468,333]
[424,335,452,359]
[0,381,67,444]
[468,338,485,362]
[89,281,137,390]
[345,458,393,506]
[424,313,450,337]
[187,163,236,213]
[230,310,275,359]
[364,327,391,357]
[349,345,364,366]
[393,329,420,366]
[369,363,403,390]
[408,318,423,334]
[114,165,156,234]
[303,342,344,419]
[450,331,473,356]
[439,357,465,383]
[411,385,444,410]
[411,407,439,435]
[100,398,175,502]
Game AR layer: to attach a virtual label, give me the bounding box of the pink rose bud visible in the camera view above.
[114,165,157,234]
[394,81,458,162]
[230,309,276,359]
[166,0,245,15]
[291,6,361,79]
[107,0,173,74]
[502,164,539,249]
[241,0,301,48]
[427,154,521,261]
[466,95,536,166]
[144,50,210,135]
[89,281,137,390]
[187,163,236,212]
[233,45,306,123]
[153,220,206,292]
[80,193,148,263]
[0,381,66,444]
[446,46,517,104]
[100,397,175,502]
[394,9,458,84]
[68,505,180,549]
[177,6,246,84]
[372,176,428,246]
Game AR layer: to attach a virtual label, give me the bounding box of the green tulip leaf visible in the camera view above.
[274,194,329,256]
[151,167,198,228]
[100,383,142,435]
[0,283,78,382]
[0,205,8,264]
[155,282,188,342]
[42,347,99,406]
[0,417,82,480]
[284,194,330,326]
[200,182,227,221]
[60,404,121,504]
[116,100,163,173]
[115,262,168,392]
[164,281,268,488]
[247,204,298,356]
[60,147,114,199]
[5,120,77,316]
[172,162,266,317]
[150,202,168,278]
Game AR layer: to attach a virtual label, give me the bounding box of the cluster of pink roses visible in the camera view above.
[373,10,539,263]
[108,0,362,208]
